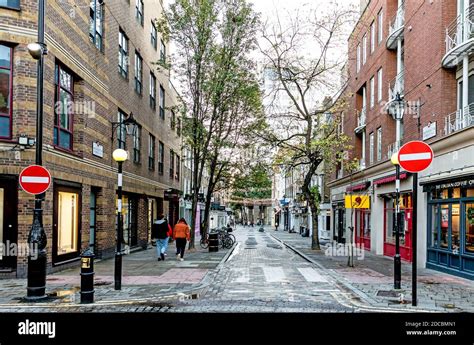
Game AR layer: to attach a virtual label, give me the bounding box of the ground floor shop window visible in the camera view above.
[426,183,474,279]
[384,193,412,247]
[355,209,371,249]
[54,185,81,263]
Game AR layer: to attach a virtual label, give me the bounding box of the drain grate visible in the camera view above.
[376,290,401,298]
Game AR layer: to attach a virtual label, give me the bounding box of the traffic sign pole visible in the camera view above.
[397,140,434,307]
[412,173,418,306]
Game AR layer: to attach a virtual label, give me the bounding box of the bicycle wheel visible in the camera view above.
[200,237,209,249]
[227,233,236,244]
[223,237,233,249]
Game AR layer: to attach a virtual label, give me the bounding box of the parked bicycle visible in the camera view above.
[200,227,235,249]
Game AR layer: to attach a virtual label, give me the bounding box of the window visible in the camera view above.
[54,64,74,150]
[133,126,141,163]
[151,21,157,50]
[135,0,144,26]
[362,34,367,65]
[89,189,97,252]
[378,9,383,44]
[370,76,375,108]
[177,117,181,136]
[56,189,80,257]
[159,85,165,119]
[118,30,129,78]
[158,141,164,175]
[377,68,383,102]
[89,0,104,51]
[169,150,174,179]
[149,73,156,109]
[465,203,474,253]
[134,51,142,94]
[0,0,20,9]
[117,110,126,149]
[369,132,374,165]
[176,155,180,181]
[171,110,176,130]
[384,193,412,246]
[370,21,375,53]
[356,44,361,73]
[160,39,166,62]
[376,127,382,161]
[148,134,155,170]
[0,44,12,139]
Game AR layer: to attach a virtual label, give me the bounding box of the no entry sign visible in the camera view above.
[397,141,433,173]
[19,165,51,195]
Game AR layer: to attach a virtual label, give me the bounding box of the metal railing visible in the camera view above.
[388,70,405,101]
[446,4,474,54]
[387,140,403,159]
[389,0,405,37]
[444,103,474,135]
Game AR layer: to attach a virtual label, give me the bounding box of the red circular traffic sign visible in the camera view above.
[397,141,434,173]
[19,165,51,195]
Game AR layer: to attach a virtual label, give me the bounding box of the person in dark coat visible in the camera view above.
[152,214,172,261]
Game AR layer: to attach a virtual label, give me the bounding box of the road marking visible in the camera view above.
[297,267,328,282]
[262,267,287,282]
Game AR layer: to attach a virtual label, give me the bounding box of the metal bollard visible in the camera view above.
[80,247,95,304]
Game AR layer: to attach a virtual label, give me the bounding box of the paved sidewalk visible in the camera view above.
[271,229,474,312]
[0,238,231,310]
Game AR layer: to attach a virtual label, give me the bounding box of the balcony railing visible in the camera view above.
[387,140,403,159]
[388,70,405,101]
[354,107,366,134]
[387,1,405,49]
[444,103,474,135]
[443,4,474,67]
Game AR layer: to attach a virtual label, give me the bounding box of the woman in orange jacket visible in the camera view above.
[173,218,191,261]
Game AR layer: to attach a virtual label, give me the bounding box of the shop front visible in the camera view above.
[347,182,371,250]
[332,201,345,244]
[424,177,474,280]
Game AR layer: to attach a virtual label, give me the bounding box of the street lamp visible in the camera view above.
[113,148,128,290]
[27,0,48,300]
[112,112,139,146]
[390,91,404,290]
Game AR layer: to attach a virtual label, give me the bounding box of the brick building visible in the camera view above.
[0,0,182,277]
[329,0,474,280]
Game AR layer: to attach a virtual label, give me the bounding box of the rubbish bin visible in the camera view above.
[208,233,219,252]
[80,247,95,304]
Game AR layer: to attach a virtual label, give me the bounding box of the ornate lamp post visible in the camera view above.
[26,0,48,299]
[113,148,128,290]
[390,92,405,290]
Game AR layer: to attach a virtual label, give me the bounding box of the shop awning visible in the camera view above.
[373,172,409,186]
[346,181,370,192]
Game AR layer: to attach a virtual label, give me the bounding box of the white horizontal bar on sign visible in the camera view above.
[399,152,431,161]
[21,177,49,183]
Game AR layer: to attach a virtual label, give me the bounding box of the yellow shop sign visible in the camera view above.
[345,195,370,209]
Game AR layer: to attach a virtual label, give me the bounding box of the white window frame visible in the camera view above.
[356,44,361,73]
[369,132,374,165]
[370,21,375,53]
[377,127,382,161]
[378,9,383,44]
[363,34,367,65]
[370,76,375,108]
[377,68,383,102]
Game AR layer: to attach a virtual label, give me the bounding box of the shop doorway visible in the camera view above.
[333,204,345,244]
[355,209,371,250]
[0,177,18,270]
[383,193,412,262]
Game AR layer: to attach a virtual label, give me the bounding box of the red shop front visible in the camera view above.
[347,182,371,251]
[375,173,412,262]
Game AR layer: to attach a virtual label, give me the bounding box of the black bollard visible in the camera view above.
[80,247,95,304]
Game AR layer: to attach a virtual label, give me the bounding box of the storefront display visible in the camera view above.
[424,178,474,280]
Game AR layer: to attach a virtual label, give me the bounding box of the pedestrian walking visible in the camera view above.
[173,218,191,261]
[151,214,171,261]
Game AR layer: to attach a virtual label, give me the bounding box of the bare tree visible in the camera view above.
[259,3,356,250]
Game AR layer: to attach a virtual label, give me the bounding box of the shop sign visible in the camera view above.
[422,122,437,140]
[433,179,474,190]
[344,194,370,209]
[92,142,104,158]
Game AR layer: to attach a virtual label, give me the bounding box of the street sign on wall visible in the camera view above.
[19,165,51,195]
[397,141,434,173]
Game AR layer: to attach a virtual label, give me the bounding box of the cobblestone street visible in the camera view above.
[0,226,471,313]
